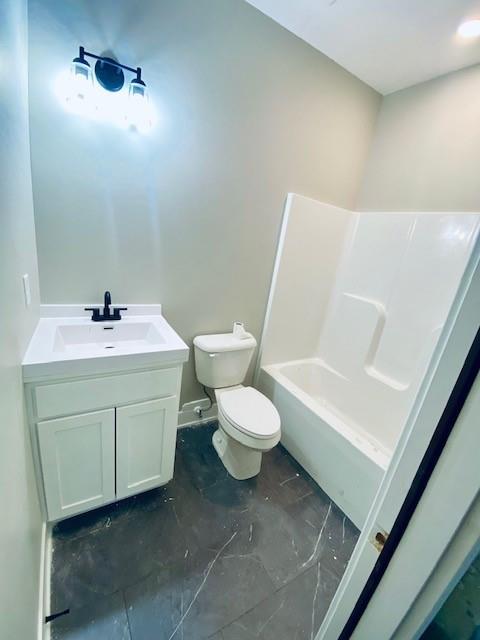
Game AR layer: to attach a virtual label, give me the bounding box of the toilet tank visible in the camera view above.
[193,330,257,389]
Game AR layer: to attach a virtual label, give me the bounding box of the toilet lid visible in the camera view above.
[218,387,281,439]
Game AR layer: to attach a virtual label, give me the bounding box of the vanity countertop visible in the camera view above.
[22,305,189,382]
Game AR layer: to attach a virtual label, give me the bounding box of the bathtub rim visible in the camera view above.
[262,359,391,471]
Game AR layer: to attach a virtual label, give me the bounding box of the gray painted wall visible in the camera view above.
[359,64,480,212]
[28,0,380,403]
[0,1,43,638]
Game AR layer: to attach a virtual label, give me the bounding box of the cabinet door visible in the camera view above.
[116,397,178,500]
[38,409,115,521]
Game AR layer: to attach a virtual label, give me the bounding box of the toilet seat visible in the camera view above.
[217,386,280,440]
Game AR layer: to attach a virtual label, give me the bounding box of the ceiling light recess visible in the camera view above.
[457,19,480,38]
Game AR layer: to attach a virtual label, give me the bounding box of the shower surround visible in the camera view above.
[257,194,479,527]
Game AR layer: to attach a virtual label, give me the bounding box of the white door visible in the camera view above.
[38,409,115,521]
[317,243,480,639]
[115,396,178,500]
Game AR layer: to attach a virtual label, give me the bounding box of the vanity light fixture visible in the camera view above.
[457,19,480,38]
[62,46,154,132]
[73,47,145,93]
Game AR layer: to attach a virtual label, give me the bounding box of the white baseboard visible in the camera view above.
[178,397,218,428]
[37,522,52,640]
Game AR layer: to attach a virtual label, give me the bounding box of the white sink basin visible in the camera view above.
[53,321,165,354]
[23,305,189,381]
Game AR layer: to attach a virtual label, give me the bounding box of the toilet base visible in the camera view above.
[212,428,262,480]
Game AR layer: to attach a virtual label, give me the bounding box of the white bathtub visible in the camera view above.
[258,358,391,529]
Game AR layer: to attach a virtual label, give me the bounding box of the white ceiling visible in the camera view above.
[245,0,480,94]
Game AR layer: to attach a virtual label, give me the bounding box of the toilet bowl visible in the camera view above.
[214,386,281,480]
[193,324,281,480]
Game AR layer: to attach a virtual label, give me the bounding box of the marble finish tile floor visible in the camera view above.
[50,421,359,640]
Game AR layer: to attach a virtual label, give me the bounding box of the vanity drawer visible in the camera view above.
[34,368,179,420]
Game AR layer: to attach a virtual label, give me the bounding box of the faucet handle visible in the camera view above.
[85,308,100,321]
[113,307,128,320]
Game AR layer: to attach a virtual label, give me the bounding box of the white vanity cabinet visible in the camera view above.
[116,396,178,499]
[22,306,189,522]
[37,409,116,520]
[25,365,183,522]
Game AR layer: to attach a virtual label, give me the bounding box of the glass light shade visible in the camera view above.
[128,78,147,100]
[72,59,92,94]
[126,79,154,133]
[63,58,94,114]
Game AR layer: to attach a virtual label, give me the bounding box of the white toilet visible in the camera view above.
[193,324,281,480]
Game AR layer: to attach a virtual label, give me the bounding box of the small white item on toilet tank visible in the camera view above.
[233,321,250,339]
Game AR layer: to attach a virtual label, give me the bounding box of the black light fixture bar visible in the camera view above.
[78,46,143,82]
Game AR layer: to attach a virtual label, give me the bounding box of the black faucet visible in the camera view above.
[103,290,112,318]
[85,291,127,322]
